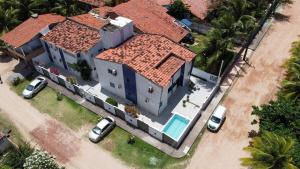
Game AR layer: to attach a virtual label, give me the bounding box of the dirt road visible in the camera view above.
[187,1,300,169]
[0,60,128,169]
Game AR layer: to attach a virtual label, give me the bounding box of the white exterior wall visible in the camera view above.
[135,73,164,116]
[183,61,192,85]
[160,83,170,114]
[100,17,133,49]
[94,59,126,98]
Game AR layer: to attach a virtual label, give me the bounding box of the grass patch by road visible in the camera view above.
[0,112,23,145]
[11,80,99,130]
[100,127,188,169]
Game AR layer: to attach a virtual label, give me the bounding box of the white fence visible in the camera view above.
[191,68,218,84]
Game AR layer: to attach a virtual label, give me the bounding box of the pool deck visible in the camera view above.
[138,76,216,132]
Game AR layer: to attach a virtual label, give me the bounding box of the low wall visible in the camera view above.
[35,65,187,148]
[191,68,218,84]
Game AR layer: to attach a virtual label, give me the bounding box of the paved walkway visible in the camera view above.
[0,59,128,169]
[187,1,300,169]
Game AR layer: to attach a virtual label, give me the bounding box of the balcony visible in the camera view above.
[7,46,45,61]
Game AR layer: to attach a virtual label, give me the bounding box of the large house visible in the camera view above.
[1,14,65,62]
[1,9,195,116]
[40,14,133,81]
[95,34,196,115]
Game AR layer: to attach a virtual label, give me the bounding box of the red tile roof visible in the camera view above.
[93,0,189,42]
[42,19,101,53]
[96,34,196,87]
[69,14,109,30]
[1,14,65,48]
[156,0,210,20]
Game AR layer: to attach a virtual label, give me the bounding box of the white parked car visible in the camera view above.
[22,77,47,98]
[207,105,227,132]
[89,117,115,143]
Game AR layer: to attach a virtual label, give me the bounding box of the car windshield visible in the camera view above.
[92,127,101,135]
[26,85,34,91]
[211,116,221,124]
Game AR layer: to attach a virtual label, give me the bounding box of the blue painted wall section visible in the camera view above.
[122,65,137,104]
[59,49,68,70]
[44,42,53,62]
[178,64,185,86]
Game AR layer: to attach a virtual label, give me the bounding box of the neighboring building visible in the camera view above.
[156,0,211,20]
[40,14,133,80]
[93,0,189,43]
[95,34,196,116]
[0,14,65,62]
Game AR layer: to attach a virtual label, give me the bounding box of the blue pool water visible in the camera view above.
[163,114,190,141]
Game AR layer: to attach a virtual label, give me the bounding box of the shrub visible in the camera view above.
[127,135,135,144]
[12,77,21,86]
[125,105,140,118]
[105,97,118,107]
[56,92,63,101]
[23,150,61,169]
[66,76,77,85]
[77,60,91,81]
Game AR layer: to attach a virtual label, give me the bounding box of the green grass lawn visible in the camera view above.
[100,127,188,169]
[0,112,23,145]
[11,79,99,130]
[10,77,207,169]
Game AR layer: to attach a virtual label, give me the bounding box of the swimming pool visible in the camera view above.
[163,114,190,141]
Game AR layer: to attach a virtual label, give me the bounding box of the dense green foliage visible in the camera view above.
[1,142,34,168]
[249,39,300,168]
[0,0,86,37]
[241,132,298,169]
[168,0,190,19]
[192,0,291,74]
[280,40,300,101]
[105,97,118,107]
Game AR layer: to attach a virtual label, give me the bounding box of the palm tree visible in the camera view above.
[0,6,19,33]
[241,132,298,169]
[52,0,84,16]
[281,40,300,101]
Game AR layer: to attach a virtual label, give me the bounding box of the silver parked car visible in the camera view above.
[89,117,115,143]
[22,77,47,98]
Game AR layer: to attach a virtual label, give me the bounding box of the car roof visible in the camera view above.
[30,79,42,86]
[96,118,110,130]
[212,105,226,118]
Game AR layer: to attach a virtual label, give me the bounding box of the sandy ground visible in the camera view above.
[187,1,300,169]
[0,59,128,169]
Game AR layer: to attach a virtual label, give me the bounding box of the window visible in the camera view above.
[148,86,154,93]
[145,98,149,103]
[159,102,162,107]
[110,82,115,88]
[108,68,117,76]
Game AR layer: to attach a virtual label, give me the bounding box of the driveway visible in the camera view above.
[0,59,128,169]
[187,1,300,169]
